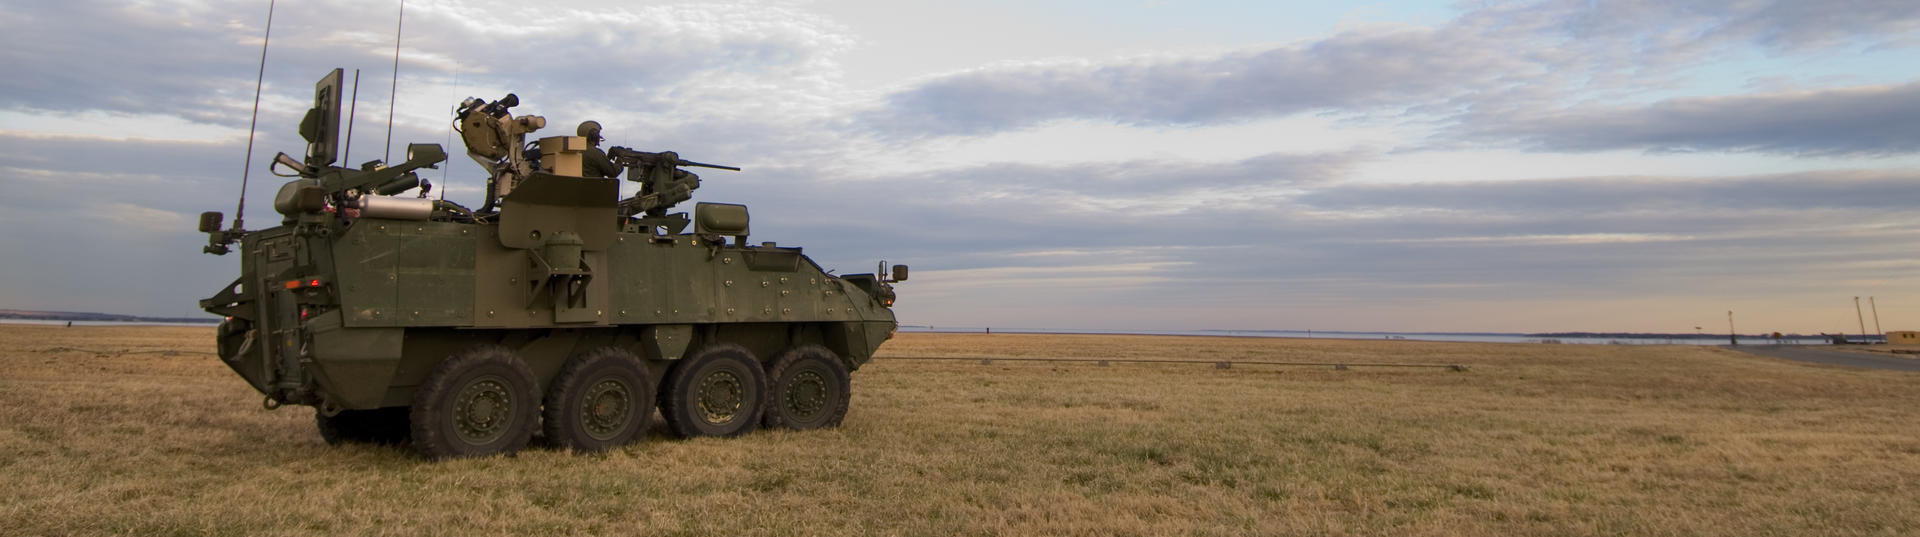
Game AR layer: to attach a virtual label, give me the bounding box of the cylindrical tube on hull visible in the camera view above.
[357,196,434,220]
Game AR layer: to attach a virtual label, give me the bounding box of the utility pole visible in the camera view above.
[1870,296,1882,338]
[1854,297,1867,340]
[1727,310,1737,346]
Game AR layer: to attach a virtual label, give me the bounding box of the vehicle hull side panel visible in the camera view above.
[306,311,404,410]
[396,221,476,325]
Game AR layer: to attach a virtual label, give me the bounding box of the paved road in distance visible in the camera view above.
[1724,345,1920,373]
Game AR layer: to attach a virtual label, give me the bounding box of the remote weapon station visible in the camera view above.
[198,69,906,458]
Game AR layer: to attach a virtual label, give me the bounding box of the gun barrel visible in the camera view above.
[607,147,739,171]
[679,160,740,171]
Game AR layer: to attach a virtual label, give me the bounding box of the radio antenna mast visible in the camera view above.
[344,69,360,165]
[441,61,456,201]
[235,0,277,232]
[384,0,405,162]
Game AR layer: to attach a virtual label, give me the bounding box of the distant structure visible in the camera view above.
[1889,331,1920,346]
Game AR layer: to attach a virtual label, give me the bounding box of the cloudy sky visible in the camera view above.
[2,0,1916,334]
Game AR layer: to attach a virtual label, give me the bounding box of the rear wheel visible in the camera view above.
[316,407,411,445]
[762,345,851,430]
[409,345,539,459]
[660,344,765,438]
[542,347,654,452]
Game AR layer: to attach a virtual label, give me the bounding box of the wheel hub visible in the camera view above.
[453,375,513,445]
[786,370,827,418]
[580,378,632,441]
[696,369,744,424]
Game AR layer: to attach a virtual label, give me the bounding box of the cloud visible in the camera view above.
[855,25,1521,137]
[97,202,188,231]
[1456,82,1920,156]
[854,0,1920,141]
[1530,0,1920,52]
[1,0,1915,331]
[0,0,854,134]
[1295,169,1920,214]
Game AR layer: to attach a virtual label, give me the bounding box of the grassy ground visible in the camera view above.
[2,325,1917,536]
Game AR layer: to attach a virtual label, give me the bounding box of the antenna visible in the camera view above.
[234,0,277,232]
[344,69,360,165]
[441,61,456,201]
[384,0,405,163]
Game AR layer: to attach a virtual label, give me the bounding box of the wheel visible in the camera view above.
[542,347,654,452]
[316,407,411,445]
[762,345,851,430]
[409,345,540,459]
[660,344,766,438]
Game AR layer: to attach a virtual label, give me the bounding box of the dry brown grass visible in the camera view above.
[3,325,1917,536]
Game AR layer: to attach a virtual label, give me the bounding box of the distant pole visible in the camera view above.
[1870,297,1882,337]
[1727,311,1736,346]
[1854,297,1867,340]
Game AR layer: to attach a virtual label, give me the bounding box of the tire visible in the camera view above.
[316,407,411,445]
[660,344,765,438]
[542,347,654,452]
[409,345,540,459]
[762,345,851,430]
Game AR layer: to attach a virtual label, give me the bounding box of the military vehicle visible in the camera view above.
[197,69,906,458]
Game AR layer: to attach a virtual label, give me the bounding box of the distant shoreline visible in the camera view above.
[0,310,218,325]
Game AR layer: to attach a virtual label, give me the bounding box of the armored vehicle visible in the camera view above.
[198,69,906,458]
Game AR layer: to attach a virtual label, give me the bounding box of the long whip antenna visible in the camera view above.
[384,0,405,162]
[235,0,277,231]
[441,61,456,201]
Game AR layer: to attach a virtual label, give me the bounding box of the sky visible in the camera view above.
[0,0,1915,334]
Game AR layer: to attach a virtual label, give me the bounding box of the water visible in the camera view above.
[897,326,1832,346]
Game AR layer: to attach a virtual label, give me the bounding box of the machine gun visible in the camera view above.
[608,147,739,217]
[607,147,739,172]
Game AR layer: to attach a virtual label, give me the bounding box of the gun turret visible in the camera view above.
[608,147,739,217]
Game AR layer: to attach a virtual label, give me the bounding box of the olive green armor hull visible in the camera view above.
[209,219,896,412]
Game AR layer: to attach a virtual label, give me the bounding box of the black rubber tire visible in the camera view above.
[541,347,654,452]
[761,345,851,430]
[316,407,411,445]
[660,344,766,438]
[409,345,540,459]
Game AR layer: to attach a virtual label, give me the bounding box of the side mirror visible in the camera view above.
[891,264,909,282]
[198,211,224,233]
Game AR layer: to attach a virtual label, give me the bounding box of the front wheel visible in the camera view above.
[409,345,540,459]
[762,345,851,430]
[660,344,765,438]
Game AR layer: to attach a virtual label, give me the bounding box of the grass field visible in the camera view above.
[3,325,1917,536]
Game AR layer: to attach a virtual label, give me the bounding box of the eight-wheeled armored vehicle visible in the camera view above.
[198,69,906,458]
